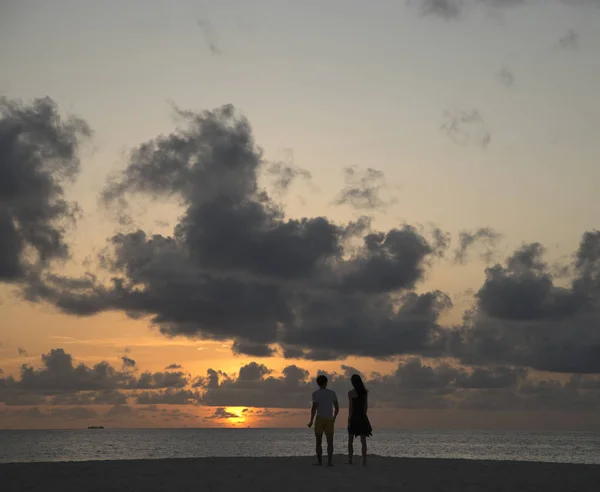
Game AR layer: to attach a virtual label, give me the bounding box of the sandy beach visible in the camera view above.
[2,456,600,492]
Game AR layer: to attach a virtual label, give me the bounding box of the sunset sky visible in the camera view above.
[1,0,600,430]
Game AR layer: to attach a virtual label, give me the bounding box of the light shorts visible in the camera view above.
[314,416,335,436]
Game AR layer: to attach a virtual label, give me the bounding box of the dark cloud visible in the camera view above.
[454,228,502,264]
[28,104,448,361]
[165,363,182,370]
[282,289,452,360]
[204,407,239,420]
[197,358,600,412]
[105,404,133,418]
[136,389,200,405]
[17,347,28,357]
[231,340,276,357]
[448,232,600,373]
[496,67,515,87]
[416,0,463,20]
[556,29,579,51]
[333,167,395,210]
[12,100,600,379]
[265,150,312,192]
[131,371,189,390]
[0,349,191,406]
[412,0,537,20]
[50,406,98,420]
[0,96,91,281]
[49,390,127,406]
[16,348,130,393]
[0,406,98,420]
[238,362,272,381]
[476,243,584,321]
[121,356,136,369]
[441,109,491,148]
[200,362,313,408]
[196,18,222,56]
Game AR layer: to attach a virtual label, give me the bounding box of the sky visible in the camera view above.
[1,0,600,430]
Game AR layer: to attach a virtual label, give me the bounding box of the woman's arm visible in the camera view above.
[348,392,353,420]
[364,393,368,414]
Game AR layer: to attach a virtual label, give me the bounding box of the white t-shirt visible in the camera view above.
[312,388,338,419]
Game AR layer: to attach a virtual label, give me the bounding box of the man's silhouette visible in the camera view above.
[307,375,339,466]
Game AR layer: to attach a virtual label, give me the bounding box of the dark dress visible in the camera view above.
[348,392,372,437]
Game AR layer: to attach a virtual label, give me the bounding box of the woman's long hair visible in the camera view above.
[351,374,368,397]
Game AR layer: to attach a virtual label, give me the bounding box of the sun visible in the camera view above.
[224,407,248,426]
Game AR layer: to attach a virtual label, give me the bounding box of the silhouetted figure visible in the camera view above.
[307,375,339,467]
[347,374,372,466]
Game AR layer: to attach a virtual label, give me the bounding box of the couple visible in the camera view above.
[307,374,372,467]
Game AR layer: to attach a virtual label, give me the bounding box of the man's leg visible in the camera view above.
[326,429,334,467]
[315,431,323,465]
[347,433,354,464]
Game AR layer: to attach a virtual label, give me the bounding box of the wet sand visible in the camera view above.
[2,455,600,491]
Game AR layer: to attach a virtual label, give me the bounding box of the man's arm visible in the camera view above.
[333,392,339,420]
[308,393,318,427]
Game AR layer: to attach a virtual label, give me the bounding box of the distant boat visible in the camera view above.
[87,426,105,429]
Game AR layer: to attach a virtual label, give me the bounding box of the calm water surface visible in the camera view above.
[1,428,599,464]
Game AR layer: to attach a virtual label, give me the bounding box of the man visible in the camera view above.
[307,375,339,467]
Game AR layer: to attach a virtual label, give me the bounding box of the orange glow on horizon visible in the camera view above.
[223,407,248,427]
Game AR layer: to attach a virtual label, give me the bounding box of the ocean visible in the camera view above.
[1,428,599,464]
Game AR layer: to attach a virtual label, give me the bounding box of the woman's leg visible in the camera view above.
[347,433,354,464]
[360,435,367,466]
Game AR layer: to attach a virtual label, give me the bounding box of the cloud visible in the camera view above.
[555,29,579,50]
[27,104,451,361]
[0,349,191,405]
[4,350,600,413]
[136,389,200,405]
[105,404,133,418]
[197,358,600,412]
[333,167,395,210]
[17,347,28,357]
[200,362,313,408]
[197,18,222,56]
[49,390,127,406]
[50,406,98,420]
[238,362,273,381]
[131,371,189,389]
[454,228,502,264]
[121,356,136,369]
[9,100,600,381]
[265,149,312,193]
[204,407,239,420]
[0,96,91,281]
[441,109,491,148]
[449,232,600,373]
[496,67,515,87]
[412,0,555,20]
[231,340,276,357]
[0,406,99,420]
[416,0,464,19]
[165,363,182,370]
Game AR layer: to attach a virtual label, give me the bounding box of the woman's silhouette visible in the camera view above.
[347,374,372,466]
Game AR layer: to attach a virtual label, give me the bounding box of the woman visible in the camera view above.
[347,374,372,466]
